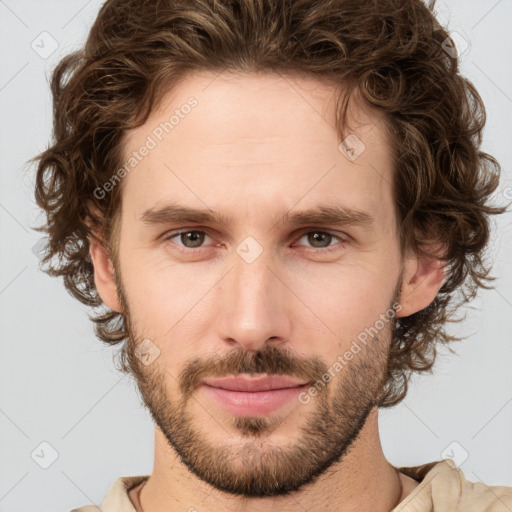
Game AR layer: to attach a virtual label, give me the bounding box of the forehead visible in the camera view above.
[120,70,395,231]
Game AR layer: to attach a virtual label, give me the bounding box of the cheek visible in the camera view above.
[288,260,399,354]
[119,248,222,366]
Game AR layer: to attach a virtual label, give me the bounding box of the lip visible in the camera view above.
[200,375,311,417]
[202,375,309,392]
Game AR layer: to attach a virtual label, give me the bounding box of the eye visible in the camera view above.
[294,230,346,252]
[163,230,212,249]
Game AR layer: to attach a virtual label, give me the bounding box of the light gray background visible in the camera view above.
[0,1,511,510]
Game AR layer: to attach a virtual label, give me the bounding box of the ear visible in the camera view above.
[88,228,123,313]
[396,242,446,318]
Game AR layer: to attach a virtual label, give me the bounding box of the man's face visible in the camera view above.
[112,71,404,497]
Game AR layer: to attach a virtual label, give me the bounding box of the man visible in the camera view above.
[32,0,511,510]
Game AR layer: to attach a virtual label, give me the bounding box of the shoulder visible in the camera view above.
[70,475,149,512]
[395,459,512,511]
[442,461,512,510]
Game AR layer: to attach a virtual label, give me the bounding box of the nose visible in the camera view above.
[216,249,292,352]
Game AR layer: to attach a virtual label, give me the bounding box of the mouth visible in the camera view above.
[201,375,310,392]
[200,375,311,416]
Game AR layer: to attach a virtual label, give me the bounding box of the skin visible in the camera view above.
[89,70,445,511]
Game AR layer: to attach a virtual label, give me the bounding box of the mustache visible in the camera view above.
[177,344,329,399]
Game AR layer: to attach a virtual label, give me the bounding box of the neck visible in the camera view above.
[134,408,417,512]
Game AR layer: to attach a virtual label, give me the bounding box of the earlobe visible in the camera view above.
[88,234,123,313]
[396,249,446,318]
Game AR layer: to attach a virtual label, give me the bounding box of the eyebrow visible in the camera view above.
[139,202,375,229]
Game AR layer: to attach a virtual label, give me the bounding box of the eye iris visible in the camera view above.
[308,232,331,248]
[181,231,204,248]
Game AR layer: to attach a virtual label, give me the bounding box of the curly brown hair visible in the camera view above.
[30,0,509,408]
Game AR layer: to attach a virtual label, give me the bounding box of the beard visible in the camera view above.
[114,266,401,498]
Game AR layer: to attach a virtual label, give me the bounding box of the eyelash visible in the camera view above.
[162,228,347,255]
